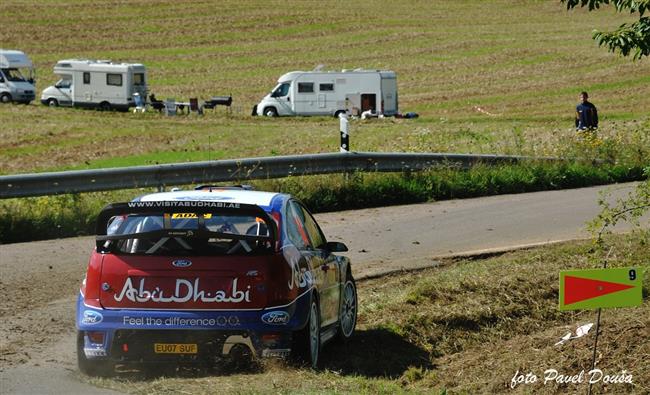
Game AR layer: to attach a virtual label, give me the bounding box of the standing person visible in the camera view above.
[575,91,598,130]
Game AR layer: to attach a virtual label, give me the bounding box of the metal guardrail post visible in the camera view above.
[339,113,350,153]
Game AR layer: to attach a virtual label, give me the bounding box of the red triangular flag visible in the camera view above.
[564,275,634,305]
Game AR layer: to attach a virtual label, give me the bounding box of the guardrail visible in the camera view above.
[0,152,558,199]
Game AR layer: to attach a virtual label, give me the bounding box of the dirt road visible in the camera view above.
[0,183,644,394]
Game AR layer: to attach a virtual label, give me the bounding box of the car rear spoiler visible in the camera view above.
[95,201,277,250]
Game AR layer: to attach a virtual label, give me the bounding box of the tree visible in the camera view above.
[562,0,650,59]
[588,166,650,251]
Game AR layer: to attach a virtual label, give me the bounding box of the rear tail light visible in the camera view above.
[262,333,282,346]
[87,331,105,344]
[122,343,129,353]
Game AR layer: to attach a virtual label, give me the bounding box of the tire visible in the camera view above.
[337,276,357,342]
[293,298,321,369]
[99,102,111,111]
[47,98,58,107]
[0,93,11,104]
[264,107,278,117]
[77,332,114,377]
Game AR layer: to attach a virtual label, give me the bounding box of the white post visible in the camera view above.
[339,113,350,153]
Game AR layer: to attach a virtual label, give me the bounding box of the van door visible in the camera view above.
[55,78,73,106]
[0,70,8,101]
[269,82,292,115]
[381,77,397,114]
[361,93,377,112]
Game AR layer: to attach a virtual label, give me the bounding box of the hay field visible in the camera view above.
[0,0,648,174]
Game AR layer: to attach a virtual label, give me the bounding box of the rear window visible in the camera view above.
[134,73,145,86]
[104,213,271,256]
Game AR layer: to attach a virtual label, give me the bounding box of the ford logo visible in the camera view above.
[82,310,103,325]
[261,311,290,325]
[172,259,192,268]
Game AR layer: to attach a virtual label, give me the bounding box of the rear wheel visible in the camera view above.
[264,107,278,117]
[77,332,114,377]
[293,299,321,369]
[99,101,111,111]
[0,93,11,103]
[47,98,58,107]
[337,277,357,342]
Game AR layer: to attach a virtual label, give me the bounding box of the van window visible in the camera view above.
[55,79,72,89]
[319,83,334,92]
[106,73,122,86]
[1,68,27,82]
[134,73,145,86]
[298,83,314,93]
[83,72,90,84]
[271,83,290,98]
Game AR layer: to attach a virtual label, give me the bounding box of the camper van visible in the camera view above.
[254,69,398,117]
[0,49,36,104]
[40,59,147,111]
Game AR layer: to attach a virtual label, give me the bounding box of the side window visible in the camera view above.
[83,72,90,84]
[106,73,122,86]
[300,206,326,249]
[297,82,314,93]
[286,202,311,249]
[319,83,334,92]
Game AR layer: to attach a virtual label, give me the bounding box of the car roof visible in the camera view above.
[135,189,286,211]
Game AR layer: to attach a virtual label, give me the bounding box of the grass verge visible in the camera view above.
[84,232,650,394]
[1,161,646,244]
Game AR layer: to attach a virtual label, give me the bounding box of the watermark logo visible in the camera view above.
[510,369,633,389]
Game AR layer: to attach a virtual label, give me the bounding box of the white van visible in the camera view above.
[254,69,398,117]
[0,49,36,104]
[40,59,147,111]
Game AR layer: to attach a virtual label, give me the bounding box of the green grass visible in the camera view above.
[1,161,645,244]
[84,233,650,394]
[1,0,649,244]
[0,0,649,175]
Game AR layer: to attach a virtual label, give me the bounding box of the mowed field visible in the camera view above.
[1,0,649,175]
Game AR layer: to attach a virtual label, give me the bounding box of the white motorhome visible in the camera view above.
[254,69,398,117]
[40,59,147,111]
[0,49,36,104]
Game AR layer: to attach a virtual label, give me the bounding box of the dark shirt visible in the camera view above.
[576,101,598,129]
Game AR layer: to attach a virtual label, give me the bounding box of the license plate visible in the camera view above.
[154,343,197,354]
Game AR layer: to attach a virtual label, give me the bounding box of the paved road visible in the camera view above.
[0,182,646,394]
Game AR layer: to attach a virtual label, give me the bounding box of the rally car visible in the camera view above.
[77,186,357,375]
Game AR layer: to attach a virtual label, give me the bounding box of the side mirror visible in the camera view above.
[287,96,290,102]
[326,241,348,252]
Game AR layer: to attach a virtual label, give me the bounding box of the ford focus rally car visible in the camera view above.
[77,186,357,375]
